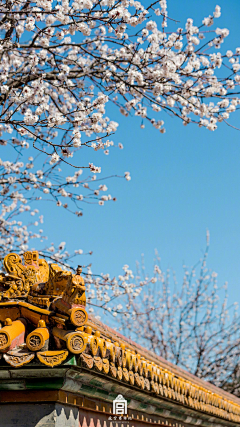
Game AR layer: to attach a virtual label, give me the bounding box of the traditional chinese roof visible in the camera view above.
[0,250,240,427]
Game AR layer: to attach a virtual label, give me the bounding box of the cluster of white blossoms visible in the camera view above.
[0,145,121,258]
[0,0,240,163]
[0,155,45,256]
[0,0,239,247]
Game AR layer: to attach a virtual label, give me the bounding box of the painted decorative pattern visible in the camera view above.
[37,350,68,367]
[3,351,34,367]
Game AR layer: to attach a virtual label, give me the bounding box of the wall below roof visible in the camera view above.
[0,402,202,427]
[0,403,78,427]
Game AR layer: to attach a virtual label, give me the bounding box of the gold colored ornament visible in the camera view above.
[139,376,145,390]
[155,382,160,395]
[105,339,116,363]
[134,372,141,388]
[94,356,103,372]
[109,362,117,378]
[4,349,34,367]
[1,251,49,299]
[133,353,141,373]
[70,307,88,327]
[37,350,68,367]
[122,367,129,382]
[102,358,109,374]
[117,366,123,381]
[120,343,127,368]
[159,384,164,396]
[0,318,26,352]
[129,370,135,385]
[94,331,107,357]
[52,327,87,354]
[26,320,49,351]
[44,264,71,296]
[115,344,123,367]
[145,378,150,391]
[125,349,134,371]
[80,352,94,369]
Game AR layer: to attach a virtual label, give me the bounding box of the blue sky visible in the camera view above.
[42,0,240,307]
[4,0,240,307]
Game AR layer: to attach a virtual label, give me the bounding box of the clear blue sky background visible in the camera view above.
[7,0,240,306]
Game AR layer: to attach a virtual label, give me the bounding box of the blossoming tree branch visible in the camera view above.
[0,0,239,252]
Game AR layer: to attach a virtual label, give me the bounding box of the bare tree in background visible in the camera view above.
[97,236,240,395]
